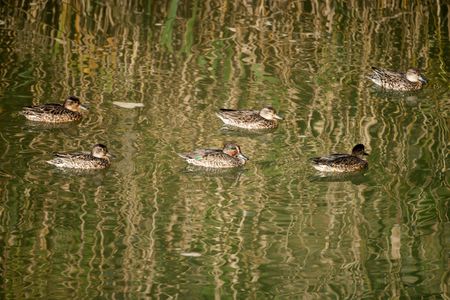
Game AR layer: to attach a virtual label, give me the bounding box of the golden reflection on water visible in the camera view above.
[0,0,448,299]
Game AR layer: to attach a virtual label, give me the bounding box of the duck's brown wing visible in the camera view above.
[311,153,347,164]
[178,148,222,160]
[327,155,363,166]
[53,151,89,159]
[368,67,406,87]
[195,151,240,167]
[217,109,259,121]
[22,104,64,115]
[216,110,265,128]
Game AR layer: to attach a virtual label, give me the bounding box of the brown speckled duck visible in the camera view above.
[21,96,88,123]
[47,144,111,169]
[178,143,248,168]
[367,67,427,91]
[216,106,282,129]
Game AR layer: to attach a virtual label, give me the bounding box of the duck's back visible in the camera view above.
[311,154,367,172]
[179,149,243,168]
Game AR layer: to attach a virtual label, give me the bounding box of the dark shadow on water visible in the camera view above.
[219,125,278,136]
[48,165,110,179]
[309,170,369,185]
[368,86,427,105]
[182,165,245,180]
[23,120,82,135]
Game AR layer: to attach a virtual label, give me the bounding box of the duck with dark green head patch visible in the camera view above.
[21,96,88,123]
[310,144,369,173]
[178,143,248,168]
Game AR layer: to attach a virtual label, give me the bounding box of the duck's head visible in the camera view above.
[259,107,283,121]
[64,96,88,112]
[91,144,112,159]
[352,144,369,157]
[223,143,249,161]
[406,68,427,84]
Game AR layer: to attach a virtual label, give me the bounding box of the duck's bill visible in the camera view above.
[419,75,428,84]
[363,152,369,156]
[238,153,249,161]
[274,114,283,120]
[80,104,89,110]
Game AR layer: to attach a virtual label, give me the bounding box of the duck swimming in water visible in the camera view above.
[178,143,248,168]
[47,144,112,169]
[310,144,369,173]
[216,106,283,130]
[21,96,88,123]
[367,67,427,91]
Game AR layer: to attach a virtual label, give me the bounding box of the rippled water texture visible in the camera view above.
[0,1,448,299]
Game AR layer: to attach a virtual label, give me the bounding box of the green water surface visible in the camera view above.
[0,1,448,299]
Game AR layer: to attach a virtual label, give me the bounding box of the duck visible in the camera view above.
[367,67,427,91]
[47,144,111,169]
[21,96,88,122]
[310,144,369,173]
[178,143,248,168]
[216,106,283,129]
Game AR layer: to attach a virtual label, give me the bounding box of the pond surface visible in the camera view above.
[0,1,448,299]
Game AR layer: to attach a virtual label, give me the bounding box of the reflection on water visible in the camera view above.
[0,1,448,299]
[309,171,369,185]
